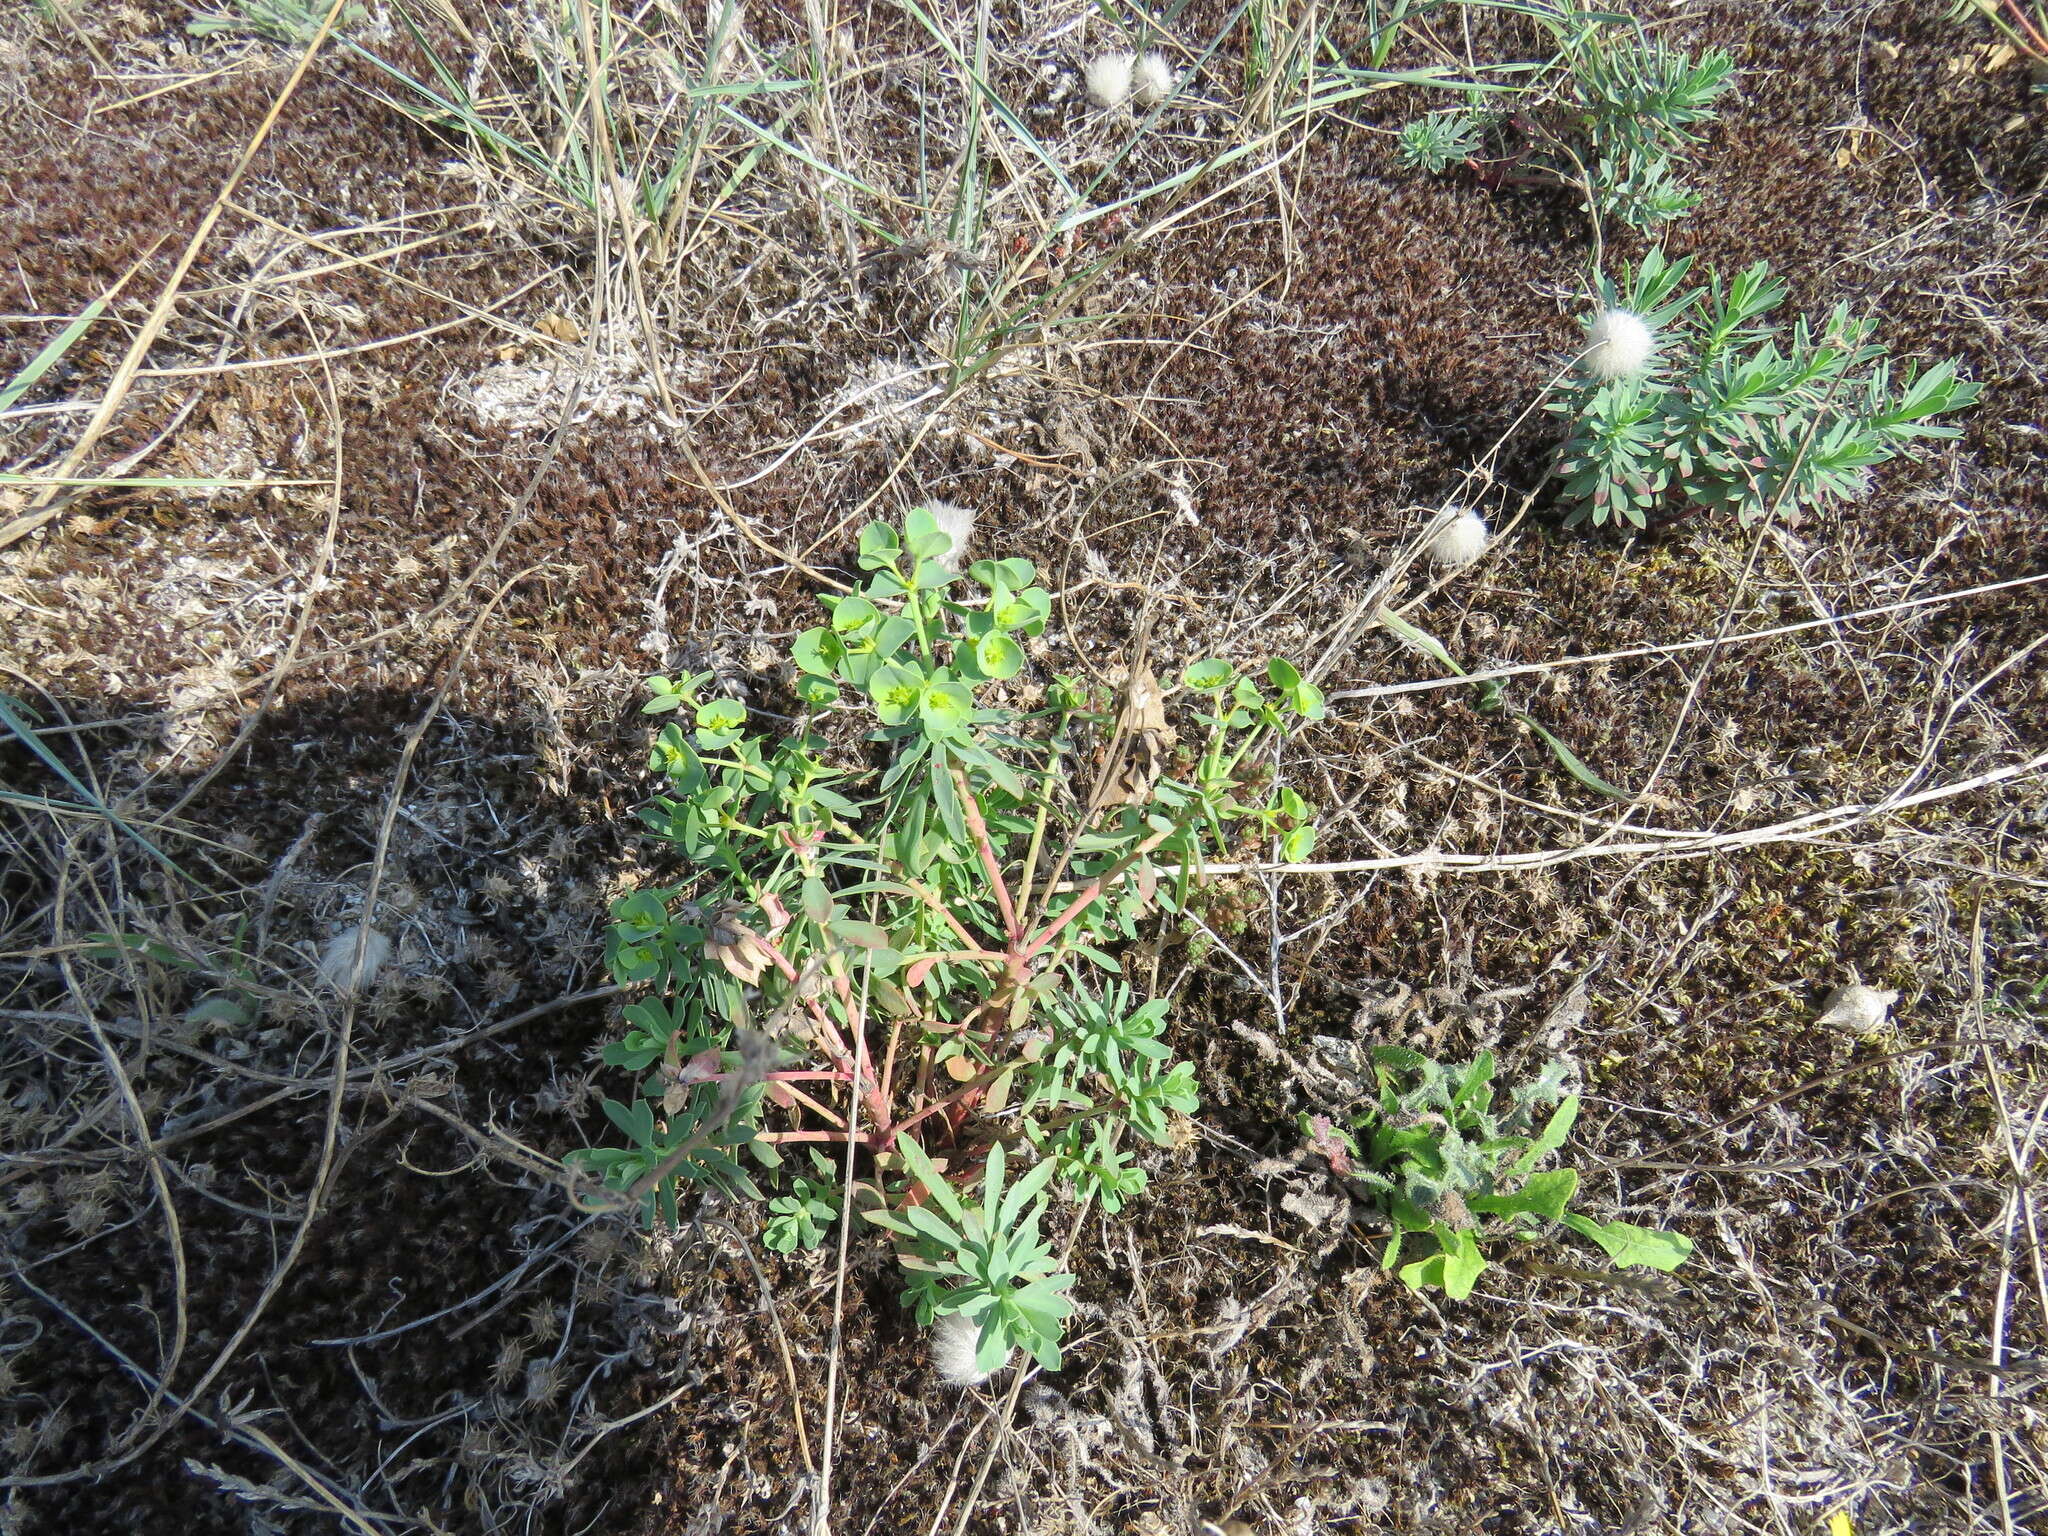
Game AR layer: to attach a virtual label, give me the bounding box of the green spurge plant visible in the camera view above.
[1551,247,1981,529]
[1305,1046,1691,1299]
[572,507,1324,1372]
[1397,10,1735,233]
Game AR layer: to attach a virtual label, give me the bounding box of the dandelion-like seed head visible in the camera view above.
[1132,51,1174,109]
[1426,507,1489,569]
[317,927,393,995]
[923,499,977,573]
[1086,51,1134,109]
[1582,308,1657,381]
[931,1309,1006,1387]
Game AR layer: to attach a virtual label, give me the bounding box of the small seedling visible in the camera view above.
[1550,247,1981,529]
[760,1150,840,1253]
[574,508,1322,1371]
[1398,16,1735,233]
[1305,1046,1691,1298]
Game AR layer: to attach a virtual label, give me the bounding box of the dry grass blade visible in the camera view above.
[0,0,355,550]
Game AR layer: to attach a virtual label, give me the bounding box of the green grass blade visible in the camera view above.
[1375,607,1467,675]
[714,102,893,204]
[0,694,191,882]
[1,298,107,413]
[1513,711,1631,801]
[892,0,1077,202]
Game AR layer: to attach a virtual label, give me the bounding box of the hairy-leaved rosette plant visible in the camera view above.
[1306,1047,1693,1299]
[571,508,1324,1371]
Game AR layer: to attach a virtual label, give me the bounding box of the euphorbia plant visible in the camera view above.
[571,508,1323,1371]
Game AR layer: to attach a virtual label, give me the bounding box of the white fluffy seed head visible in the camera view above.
[1582,307,1657,380]
[1131,51,1174,109]
[1426,507,1489,569]
[317,928,392,995]
[923,499,977,573]
[1085,51,1134,108]
[931,1310,1006,1387]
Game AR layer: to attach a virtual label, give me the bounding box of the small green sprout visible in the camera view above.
[1309,1047,1692,1299]
[1396,24,1734,234]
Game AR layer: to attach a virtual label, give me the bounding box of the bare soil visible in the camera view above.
[1,2,2044,1533]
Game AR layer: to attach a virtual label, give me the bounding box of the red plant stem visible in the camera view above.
[761,1128,880,1146]
[2006,0,2048,55]
[773,1082,848,1128]
[699,1068,846,1085]
[753,930,893,1125]
[954,768,1020,943]
[921,947,1008,966]
[908,881,985,951]
[885,1063,1006,1141]
[912,1044,933,1131]
[878,1017,903,1116]
[1018,817,1185,963]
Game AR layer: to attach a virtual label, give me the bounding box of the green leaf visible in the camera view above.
[1266,658,1302,689]
[869,663,924,725]
[828,918,892,950]
[893,1133,970,1226]
[1503,1095,1581,1182]
[1450,1051,1496,1111]
[0,693,188,882]
[792,627,845,675]
[919,679,975,739]
[1513,712,1631,801]
[1375,608,1463,675]
[929,745,968,843]
[1560,1213,1692,1271]
[1183,659,1235,692]
[898,1200,967,1251]
[1,296,108,412]
[830,593,881,637]
[998,1153,1059,1233]
[967,556,1034,591]
[800,877,834,925]
[696,698,747,733]
[857,523,901,571]
[1468,1168,1579,1223]
[1399,1224,1486,1299]
[973,631,1024,680]
[904,504,951,560]
[875,614,918,659]
[1439,1227,1486,1298]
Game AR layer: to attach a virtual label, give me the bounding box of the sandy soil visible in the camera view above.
[1,1,2044,1532]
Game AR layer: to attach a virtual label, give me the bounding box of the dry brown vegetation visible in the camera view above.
[1,0,2045,1532]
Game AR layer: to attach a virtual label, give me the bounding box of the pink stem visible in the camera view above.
[886,1063,1005,1141]
[1019,818,1184,963]
[761,1129,882,1146]
[954,768,1020,943]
